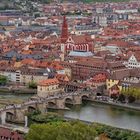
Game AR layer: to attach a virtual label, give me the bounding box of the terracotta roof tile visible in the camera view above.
[38,78,59,86]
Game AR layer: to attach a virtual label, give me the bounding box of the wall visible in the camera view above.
[0,71,17,82]
[37,84,62,97]
[20,74,48,84]
[106,79,122,91]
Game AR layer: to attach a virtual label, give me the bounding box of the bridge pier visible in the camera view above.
[73,95,82,105]
[37,102,47,113]
[56,99,65,109]
[0,111,6,124]
[15,108,26,123]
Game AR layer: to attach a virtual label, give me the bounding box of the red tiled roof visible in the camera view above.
[38,78,59,86]
[0,127,24,140]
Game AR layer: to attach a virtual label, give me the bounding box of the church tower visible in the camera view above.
[61,15,68,43]
[61,16,68,54]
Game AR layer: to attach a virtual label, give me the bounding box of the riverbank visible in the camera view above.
[0,90,34,105]
[91,100,140,112]
[64,116,140,133]
[64,102,140,132]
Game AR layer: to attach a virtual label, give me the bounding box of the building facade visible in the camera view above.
[37,78,63,97]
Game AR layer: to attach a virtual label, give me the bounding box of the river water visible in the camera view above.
[62,102,140,132]
[0,93,33,101]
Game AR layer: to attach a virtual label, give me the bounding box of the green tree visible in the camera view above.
[128,95,135,103]
[121,87,140,100]
[92,123,140,140]
[28,81,37,89]
[26,121,97,140]
[118,94,125,103]
[28,112,64,126]
[0,75,7,85]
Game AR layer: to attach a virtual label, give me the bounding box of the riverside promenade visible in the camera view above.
[92,99,140,111]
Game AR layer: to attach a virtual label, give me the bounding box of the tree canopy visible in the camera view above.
[0,75,7,85]
[28,81,37,89]
[26,121,97,140]
[26,120,140,140]
[28,112,64,126]
[121,87,140,100]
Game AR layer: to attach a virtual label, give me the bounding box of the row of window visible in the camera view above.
[39,86,59,91]
[0,136,20,140]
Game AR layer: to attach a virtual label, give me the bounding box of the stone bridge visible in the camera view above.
[0,91,96,125]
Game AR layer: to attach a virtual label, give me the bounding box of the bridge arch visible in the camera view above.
[81,94,90,103]
[28,106,37,113]
[81,94,89,99]
[6,112,14,122]
[47,101,56,108]
[65,97,73,105]
[97,92,102,96]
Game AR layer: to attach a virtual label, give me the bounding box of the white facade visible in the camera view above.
[124,54,140,68]
[102,45,121,54]
[114,9,138,14]
[71,28,101,35]
[0,71,17,82]
[99,16,107,27]
[123,77,140,84]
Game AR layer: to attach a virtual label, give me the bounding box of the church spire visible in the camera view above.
[61,15,68,43]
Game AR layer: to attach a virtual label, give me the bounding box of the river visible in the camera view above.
[0,93,32,100]
[62,102,140,132]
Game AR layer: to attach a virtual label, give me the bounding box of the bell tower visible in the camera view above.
[61,15,68,54]
[61,15,68,43]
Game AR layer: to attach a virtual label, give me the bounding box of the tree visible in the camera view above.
[0,75,7,85]
[122,87,140,100]
[92,123,140,140]
[26,121,97,140]
[28,81,37,89]
[28,112,64,126]
[110,94,118,100]
[128,95,135,103]
[118,94,125,103]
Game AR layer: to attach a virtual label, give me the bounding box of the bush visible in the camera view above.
[0,75,7,85]
[28,112,64,126]
[128,95,136,103]
[28,81,37,89]
[26,121,97,140]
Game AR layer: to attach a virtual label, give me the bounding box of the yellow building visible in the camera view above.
[37,78,63,98]
[106,79,122,91]
[64,67,72,79]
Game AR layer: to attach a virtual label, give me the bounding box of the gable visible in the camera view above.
[66,36,74,44]
[128,55,137,63]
